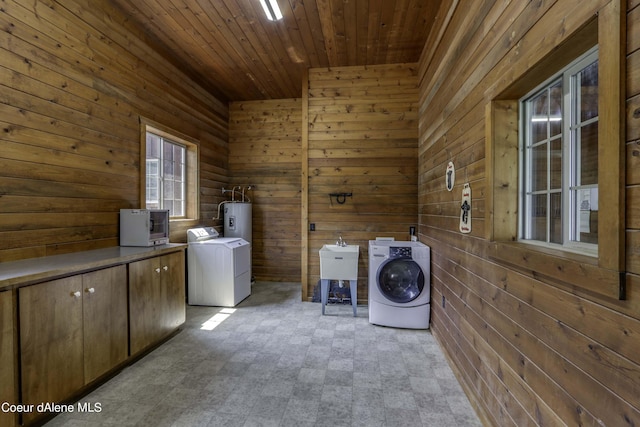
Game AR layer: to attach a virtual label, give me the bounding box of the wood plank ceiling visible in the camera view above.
[109,0,439,101]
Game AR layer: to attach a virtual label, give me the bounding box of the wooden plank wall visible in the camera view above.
[226,65,420,296]
[0,0,229,262]
[418,0,640,425]
[228,99,302,282]
[306,64,419,301]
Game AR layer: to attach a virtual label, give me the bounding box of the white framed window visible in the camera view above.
[486,8,624,301]
[519,47,599,256]
[145,132,186,217]
[140,118,199,221]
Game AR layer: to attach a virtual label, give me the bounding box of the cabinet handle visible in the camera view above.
[86,287,95,294]
[155,268,161,273]
[163,265,169,271]
[71,291,81,298]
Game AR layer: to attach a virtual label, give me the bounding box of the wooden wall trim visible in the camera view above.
[598,0,627,271]
[301,68,310,298]
[484,100,518,242]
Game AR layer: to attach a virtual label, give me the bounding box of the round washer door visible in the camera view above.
[377,258,425,303]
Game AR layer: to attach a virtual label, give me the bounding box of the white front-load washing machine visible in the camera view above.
[368,240,430,329]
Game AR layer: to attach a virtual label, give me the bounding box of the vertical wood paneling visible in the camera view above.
[0,290,16,427]
[0,0,228,261]
[228,99,302,282]
[301,69,310,298]
[110,0,437,101]
[7,3,640,426]
[226,65,420,293]
[418,0,640,426]
[306,63,419,302]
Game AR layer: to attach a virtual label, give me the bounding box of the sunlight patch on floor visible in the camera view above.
[200,308,236,330]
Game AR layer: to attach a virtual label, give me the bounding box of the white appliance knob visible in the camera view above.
[163,265,168,271]
[86,287,95,294]
[155,268,161,273]
[72,291,81,298]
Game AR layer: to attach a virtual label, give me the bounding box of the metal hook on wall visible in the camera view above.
[329,192,352,205]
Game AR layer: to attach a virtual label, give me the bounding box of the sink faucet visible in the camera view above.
[336,235,347,247]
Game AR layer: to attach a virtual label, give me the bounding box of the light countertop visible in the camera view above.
[0,244,186,291]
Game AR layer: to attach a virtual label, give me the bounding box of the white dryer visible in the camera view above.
[368,240,430,329]
[187,227,251,307]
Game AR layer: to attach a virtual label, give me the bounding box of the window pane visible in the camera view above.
[550,139,562,189]
[519,47,597,253]
[174,180,183,200]
[175,162,184,184]
[147,160,158,175]
[549,82,563,137]
[164,179,174,200]
[146,176,158,202]
[550,192,562,244]
[529,194,547,242]
[580,122,598,186]
[580,61,598,121]
[145,128,192,219]
[531,143,547,192]
[163,140,174,161]
[570,55,598,246]
[531,92,549,143]
[575,188,598,244]
[163,159,174,179]
[146,183,159,208]
[146,133,161,158]
[145,158,160,208]
[174,144,184,164]
[173,200,184,217]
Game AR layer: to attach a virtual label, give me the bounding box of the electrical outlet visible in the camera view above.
[310,223,315,231]
[442,295,446,308]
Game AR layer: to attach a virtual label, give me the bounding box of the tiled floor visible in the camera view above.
[47,282,481,426]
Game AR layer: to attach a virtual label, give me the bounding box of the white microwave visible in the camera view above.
[119,209,170,247]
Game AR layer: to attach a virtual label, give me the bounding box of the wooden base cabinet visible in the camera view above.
[19,265,128,425]
[129,251,186,355]
[0,290,17,427]
[83,267,129,383]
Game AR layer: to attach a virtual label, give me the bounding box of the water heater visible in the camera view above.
[224,202,252,243]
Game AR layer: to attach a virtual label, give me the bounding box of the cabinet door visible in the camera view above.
[0,290,16,427]
[83,265,128,383]
[19,276,84,425]
[129,256,163,355]
[160,252,186,334]
[129,252,186,356]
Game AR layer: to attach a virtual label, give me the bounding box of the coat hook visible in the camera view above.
[329,192,352,204]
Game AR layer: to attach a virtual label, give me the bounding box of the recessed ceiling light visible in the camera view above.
[259,0,283,21]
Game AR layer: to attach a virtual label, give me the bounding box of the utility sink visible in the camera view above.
[319,244,359,281]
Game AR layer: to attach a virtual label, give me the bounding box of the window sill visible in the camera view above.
[170,218,199,225]
[517,239,598,259]
[489,241,625,301]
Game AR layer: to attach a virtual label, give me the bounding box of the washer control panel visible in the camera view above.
[390,246,412,258]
